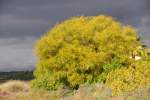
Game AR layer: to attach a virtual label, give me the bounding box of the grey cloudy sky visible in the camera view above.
[0,0,150,71]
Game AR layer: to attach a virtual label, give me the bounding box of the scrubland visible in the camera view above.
[0,81,150,100]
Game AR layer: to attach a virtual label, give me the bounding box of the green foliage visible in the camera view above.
[103,58,122,71]
[32,15,142,90]
[96,58,122,82]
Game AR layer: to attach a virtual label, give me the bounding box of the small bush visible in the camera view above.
[32,15,143,90]
[0,80,29,93]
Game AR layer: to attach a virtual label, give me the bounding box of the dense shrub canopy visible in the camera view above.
[32,15,143,90]
[106,60,150,95]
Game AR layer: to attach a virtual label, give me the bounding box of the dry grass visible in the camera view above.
[0,80,30,100]
[10,89,59,100]
[0,80,150,100]
[0,80,72,100]
[63,84,112,100]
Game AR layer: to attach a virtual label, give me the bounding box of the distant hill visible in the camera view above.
[0,66,35,72]
[0,71,34,83]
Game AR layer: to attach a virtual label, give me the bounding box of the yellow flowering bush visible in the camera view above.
[106,60,150,95]
[32,15,143,90]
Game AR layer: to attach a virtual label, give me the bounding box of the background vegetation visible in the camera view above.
[0,71,34,83]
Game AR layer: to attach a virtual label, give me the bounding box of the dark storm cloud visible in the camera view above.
[1,0,150,37]
[0,0,150,71]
